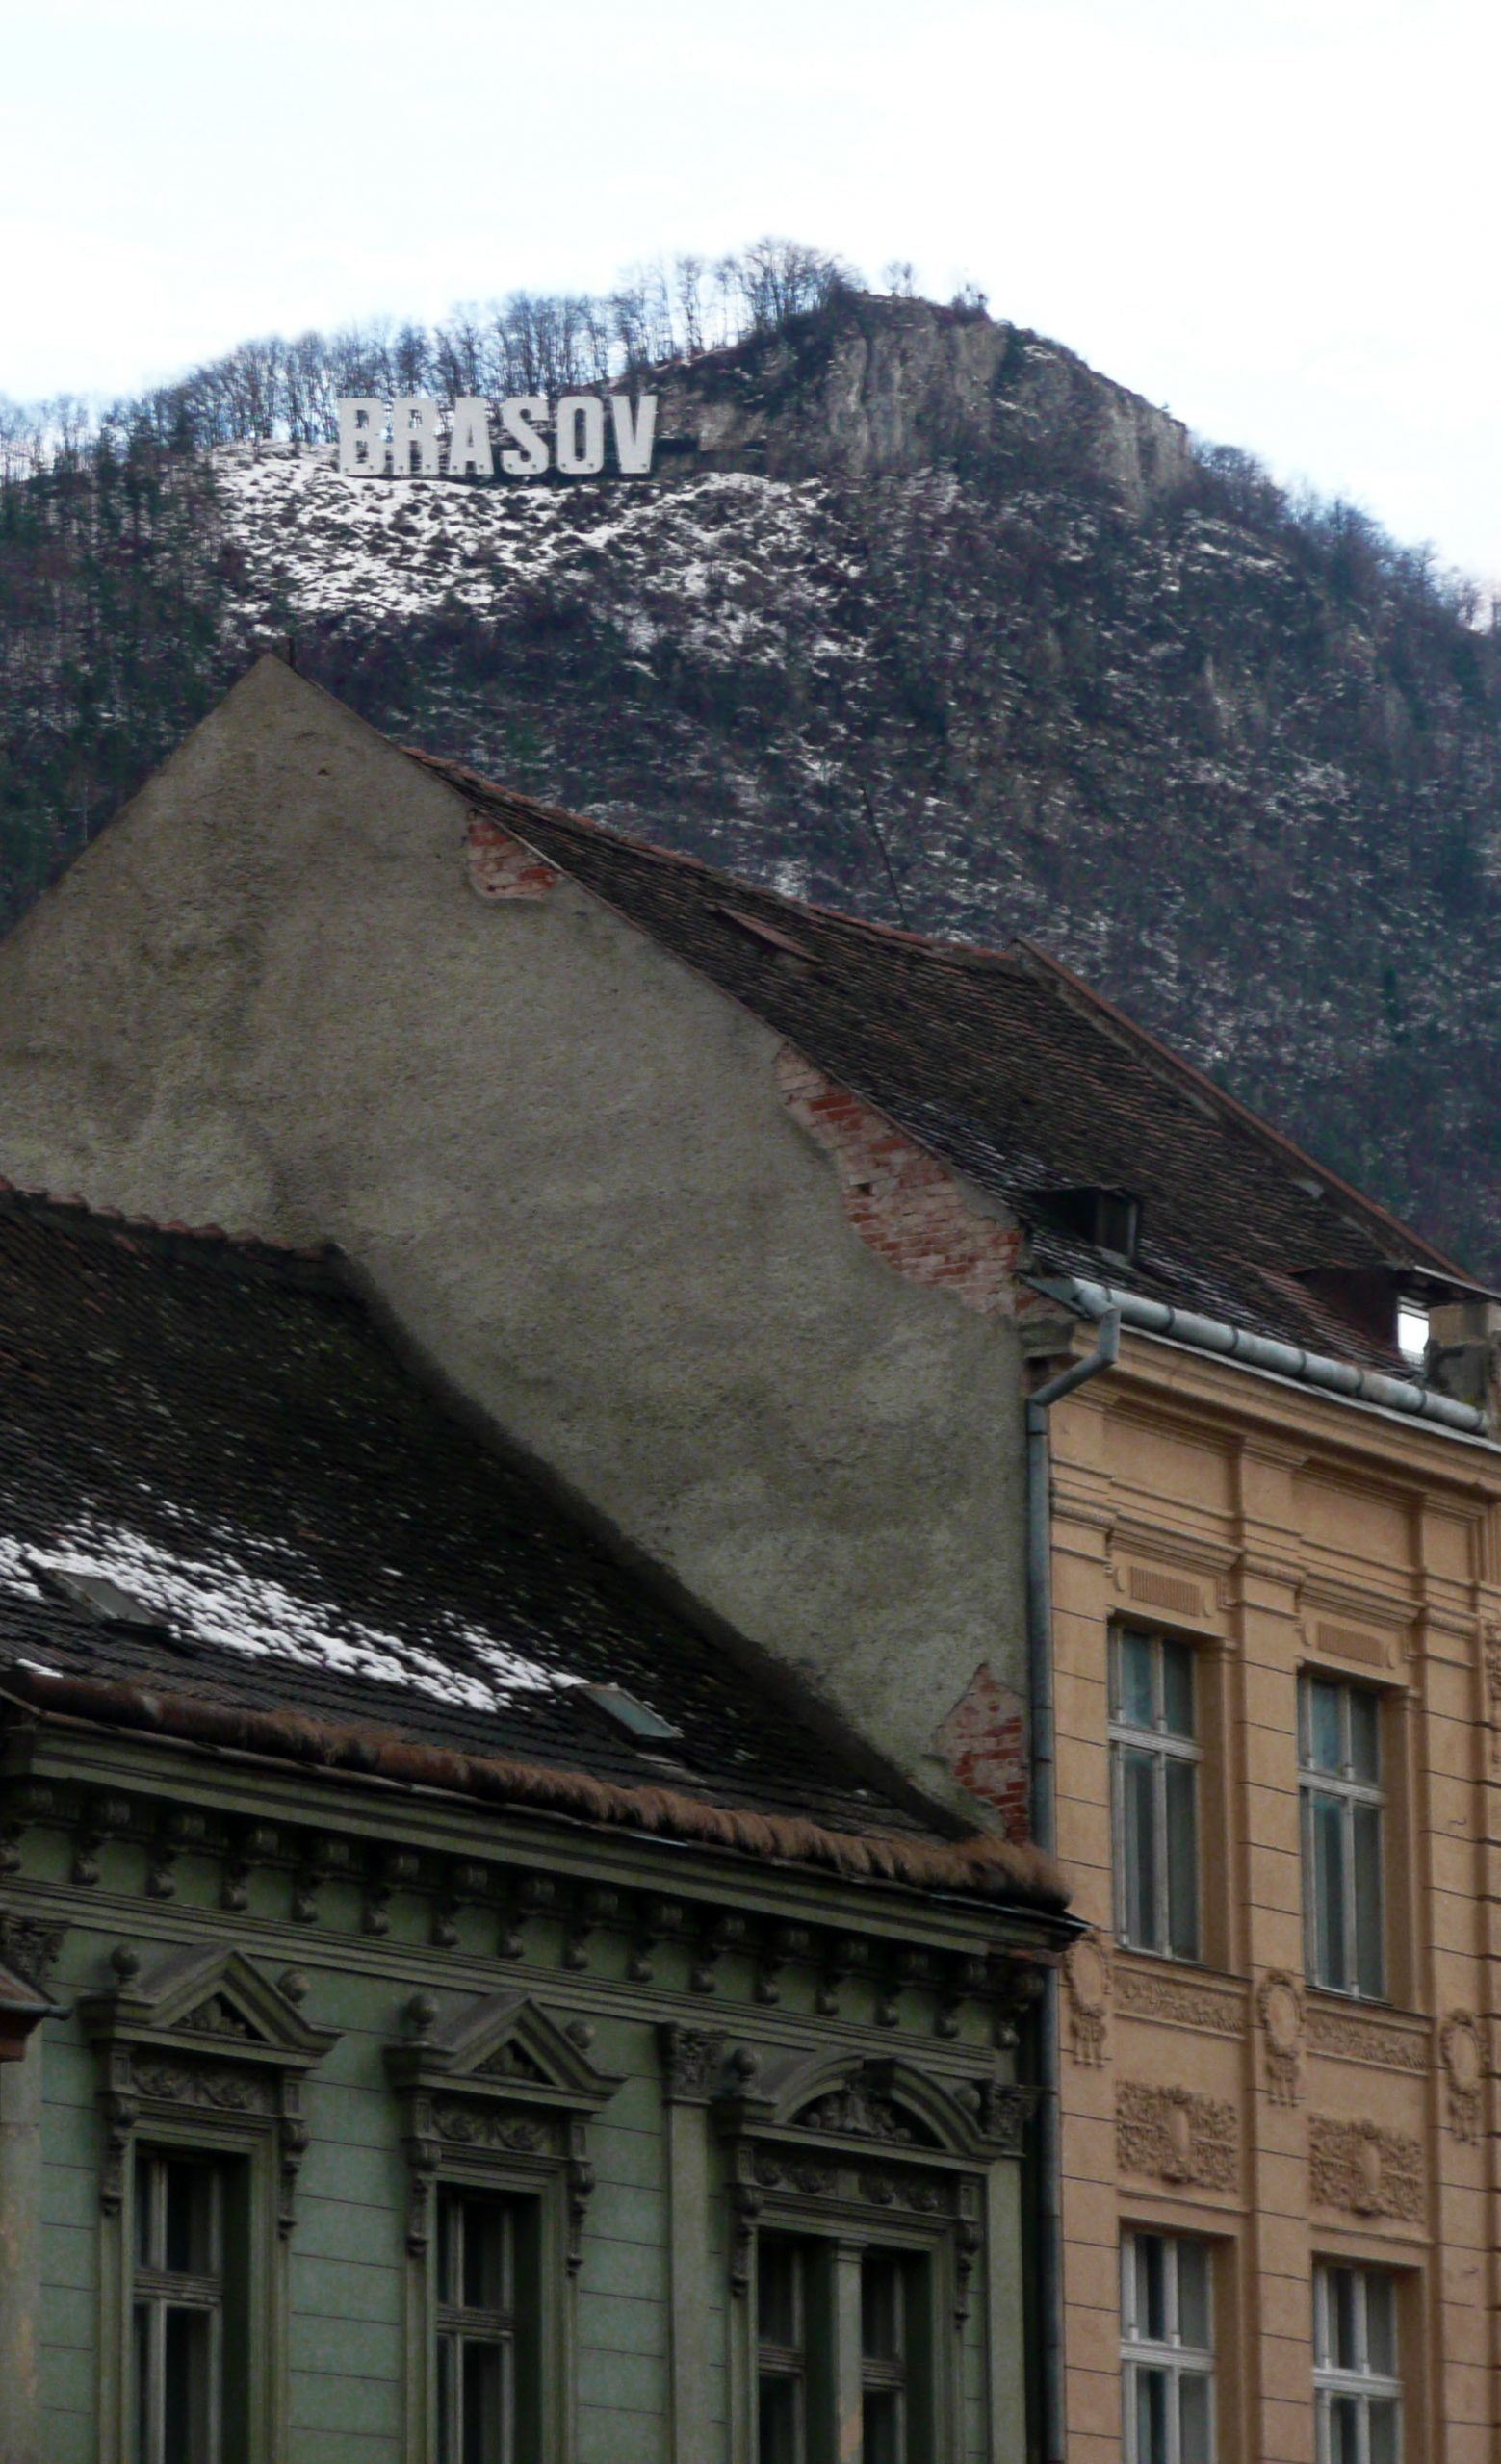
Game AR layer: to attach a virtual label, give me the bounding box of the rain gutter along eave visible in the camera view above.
[1028,1276,1498,1450]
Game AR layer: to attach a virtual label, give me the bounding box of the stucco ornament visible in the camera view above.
[1487,1629,1501,1767]
[1255,1970,1305,2106]
[1116,2082,1238,2191]
[1309,2117,1423,2222]
[1440,2011,1486,2144]
[1062,1934,1111,2066]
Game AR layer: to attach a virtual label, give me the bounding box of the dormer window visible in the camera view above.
[1047,1187,1143,1267]
[1294,1268,1440,1367]
[1396,1297,1429,1365]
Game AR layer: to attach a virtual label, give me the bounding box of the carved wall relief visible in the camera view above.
[1255,1972,1305,2107]
[1308,2118,1424,2223]
[1439,2012,1485,2144]
[1486,1629,1501,1766]
[1115,1964,1243,2038]
[1304,2001,1426,2073]
[0,1908,65,1992]
[1116,2083,1238,2193]
[658,2024,727,2104]
[1062,1936,1110,2066]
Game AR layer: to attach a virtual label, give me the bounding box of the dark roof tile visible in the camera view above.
[0,1190,1054,1897]
[413,752,1481,1373]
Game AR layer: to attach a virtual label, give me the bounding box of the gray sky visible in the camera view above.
[5,0,1500,583]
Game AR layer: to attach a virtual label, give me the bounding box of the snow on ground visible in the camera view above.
[213,443,868,686]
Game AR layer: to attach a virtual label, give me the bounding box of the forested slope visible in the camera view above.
[3,281,1498,1273]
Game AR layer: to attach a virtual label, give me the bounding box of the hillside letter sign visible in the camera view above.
[337,395,658,479]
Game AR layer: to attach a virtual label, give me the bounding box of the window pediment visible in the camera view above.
[79,1942,339,2230]
[713,2048,1035,2323]
[717,2047,1029,2162]
[79,1940,338,2066]
[384,1989,623,2270]
[384,1986,623,2111]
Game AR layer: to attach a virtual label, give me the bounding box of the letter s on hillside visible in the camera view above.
[500,397,549,476]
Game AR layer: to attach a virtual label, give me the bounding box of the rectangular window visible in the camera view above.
[756,2239,929,2464]
[1300,1675,1385,1998]
[861,2252,911,2464]
[1121,2232,1214,2464]
[132,2148,246,2464]
[1314,2265,1401,2464]
[436,2191,531,2464]
[757,2237,810,2464]
[1110,1628,1201,1960]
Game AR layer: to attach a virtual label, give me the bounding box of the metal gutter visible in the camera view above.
[1029,1274,1489,1436]
[1025,1307,1122,2464]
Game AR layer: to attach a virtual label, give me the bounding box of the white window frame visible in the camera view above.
[1299,1673,1386,2000]
[1313,2263,1402,2464]
[1109,1626,1202,1961]
[434,2188,522,2464]
[132,2146,232,2464]
[1120,2231,1215,2464]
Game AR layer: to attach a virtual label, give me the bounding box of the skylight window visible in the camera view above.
[1396,1297,1430,1365]
[32,1563,172,1632]
[580,1682,682,1742]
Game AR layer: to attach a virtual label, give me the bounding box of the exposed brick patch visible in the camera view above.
[466,815,558,901]
[935,1664,1029,1839]
[775,1047,1020,1313]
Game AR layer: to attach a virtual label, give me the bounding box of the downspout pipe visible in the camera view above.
[1026,1307,1121,2464]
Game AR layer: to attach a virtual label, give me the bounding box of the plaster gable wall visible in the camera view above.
[0,658,1029,1815]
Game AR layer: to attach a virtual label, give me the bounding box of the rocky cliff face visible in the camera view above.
[3,294,1499,1275]
[649,295,1194,512]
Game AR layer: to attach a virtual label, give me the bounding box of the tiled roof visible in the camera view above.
[0,1190,1060,1906]
[416,752,1480,1374]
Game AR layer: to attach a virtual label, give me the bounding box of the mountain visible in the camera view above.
[3,290,1499,1274]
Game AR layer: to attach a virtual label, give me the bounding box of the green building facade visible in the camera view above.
[0,1192,1069,2464]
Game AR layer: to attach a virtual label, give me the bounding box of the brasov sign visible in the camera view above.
[336,395,658,479]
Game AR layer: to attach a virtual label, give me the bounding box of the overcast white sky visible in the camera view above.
[5,0,1501,581]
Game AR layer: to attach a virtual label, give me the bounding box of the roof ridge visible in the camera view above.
[408,746,1016,966]
[1012,938,1469,1277]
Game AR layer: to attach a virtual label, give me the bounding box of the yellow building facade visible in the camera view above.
[1046,1320,1500,2464]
